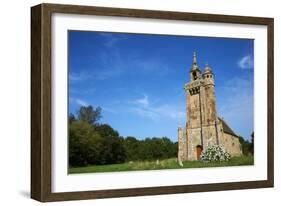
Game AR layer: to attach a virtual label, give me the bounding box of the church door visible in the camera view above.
[196,145,203,160]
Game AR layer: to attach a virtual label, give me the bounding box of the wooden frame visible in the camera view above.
[31,3,274,202]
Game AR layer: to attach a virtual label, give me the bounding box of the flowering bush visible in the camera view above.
[200,145,231,162]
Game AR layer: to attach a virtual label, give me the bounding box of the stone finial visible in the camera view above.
[204,62,212,73]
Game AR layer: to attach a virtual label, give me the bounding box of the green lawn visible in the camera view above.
[68,155,254,174]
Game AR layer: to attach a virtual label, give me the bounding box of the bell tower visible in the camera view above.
[185,52,202,129]
[184,52,204,150]
[178,53,242,161]
[190,52,201,81]
[184,52,220,157]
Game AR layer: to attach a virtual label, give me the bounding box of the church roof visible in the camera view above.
[218,117,239,137]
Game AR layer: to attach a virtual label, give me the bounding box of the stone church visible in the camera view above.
[178,52,242,161]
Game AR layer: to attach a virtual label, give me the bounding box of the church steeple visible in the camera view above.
[193,51,197,66]
[190,51,201,81]
[191,51,199,71]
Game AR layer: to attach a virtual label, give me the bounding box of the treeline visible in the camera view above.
[69,105,177,167]
[123,136,177,161]
[238,132,254,156]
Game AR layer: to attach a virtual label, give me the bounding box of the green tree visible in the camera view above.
[238,135,253,156]
[249,132,254,155]
[124,136,140,161]
[123,136,178,161]
[160,137,178,159]
[69,105,178,166]
[68,113,76,124]
[95,124,126,164]
[69,120,102,166]
[77,105,102,125]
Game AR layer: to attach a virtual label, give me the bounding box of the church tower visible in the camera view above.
[178,52,242,161]
[201,63,218,126]
[180,52,221,160]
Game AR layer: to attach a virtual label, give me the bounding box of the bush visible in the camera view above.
[200,145,231,162]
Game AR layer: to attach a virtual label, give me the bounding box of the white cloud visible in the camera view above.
[70,49,171,83]
[129,95,149,107]
[102,106,118,114]
[75,99,89,107]
[238,55,254,69]
[129,94,185,121]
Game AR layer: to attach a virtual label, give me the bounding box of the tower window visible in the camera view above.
[193,72,197,80]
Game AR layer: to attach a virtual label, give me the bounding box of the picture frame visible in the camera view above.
[31,3,274,202]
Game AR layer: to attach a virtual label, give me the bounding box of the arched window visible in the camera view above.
[193,71,197,80]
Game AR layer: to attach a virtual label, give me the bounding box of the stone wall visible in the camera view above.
[186,90,201,128]
[178,127,188,161]
[186,123,223,160]
[186,127,202,160]
[220,133,242,156]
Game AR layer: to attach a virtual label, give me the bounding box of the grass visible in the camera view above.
[68,155,254,174]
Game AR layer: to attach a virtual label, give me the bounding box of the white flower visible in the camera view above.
[200,145,231,162]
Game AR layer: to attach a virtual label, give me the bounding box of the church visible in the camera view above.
[178,52,242,161]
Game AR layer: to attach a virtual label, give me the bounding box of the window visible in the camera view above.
[193,71,197,80]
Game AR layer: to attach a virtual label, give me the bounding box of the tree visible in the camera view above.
[77,105,102,125]
[124,136,140,161]
[123,136,178,161]
[69,105,178,166]
[250,132,254,155]
[69,121,127,166]
[94,124,119,138]
[68,113,76,124]
[95,124,126,164]
[238,135,253,156]
[160,137,178,159]
[69,120,103,166]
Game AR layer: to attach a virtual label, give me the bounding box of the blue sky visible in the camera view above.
[68,31,254,141]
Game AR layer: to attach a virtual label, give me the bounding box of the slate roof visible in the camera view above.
[218,117,239,137]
